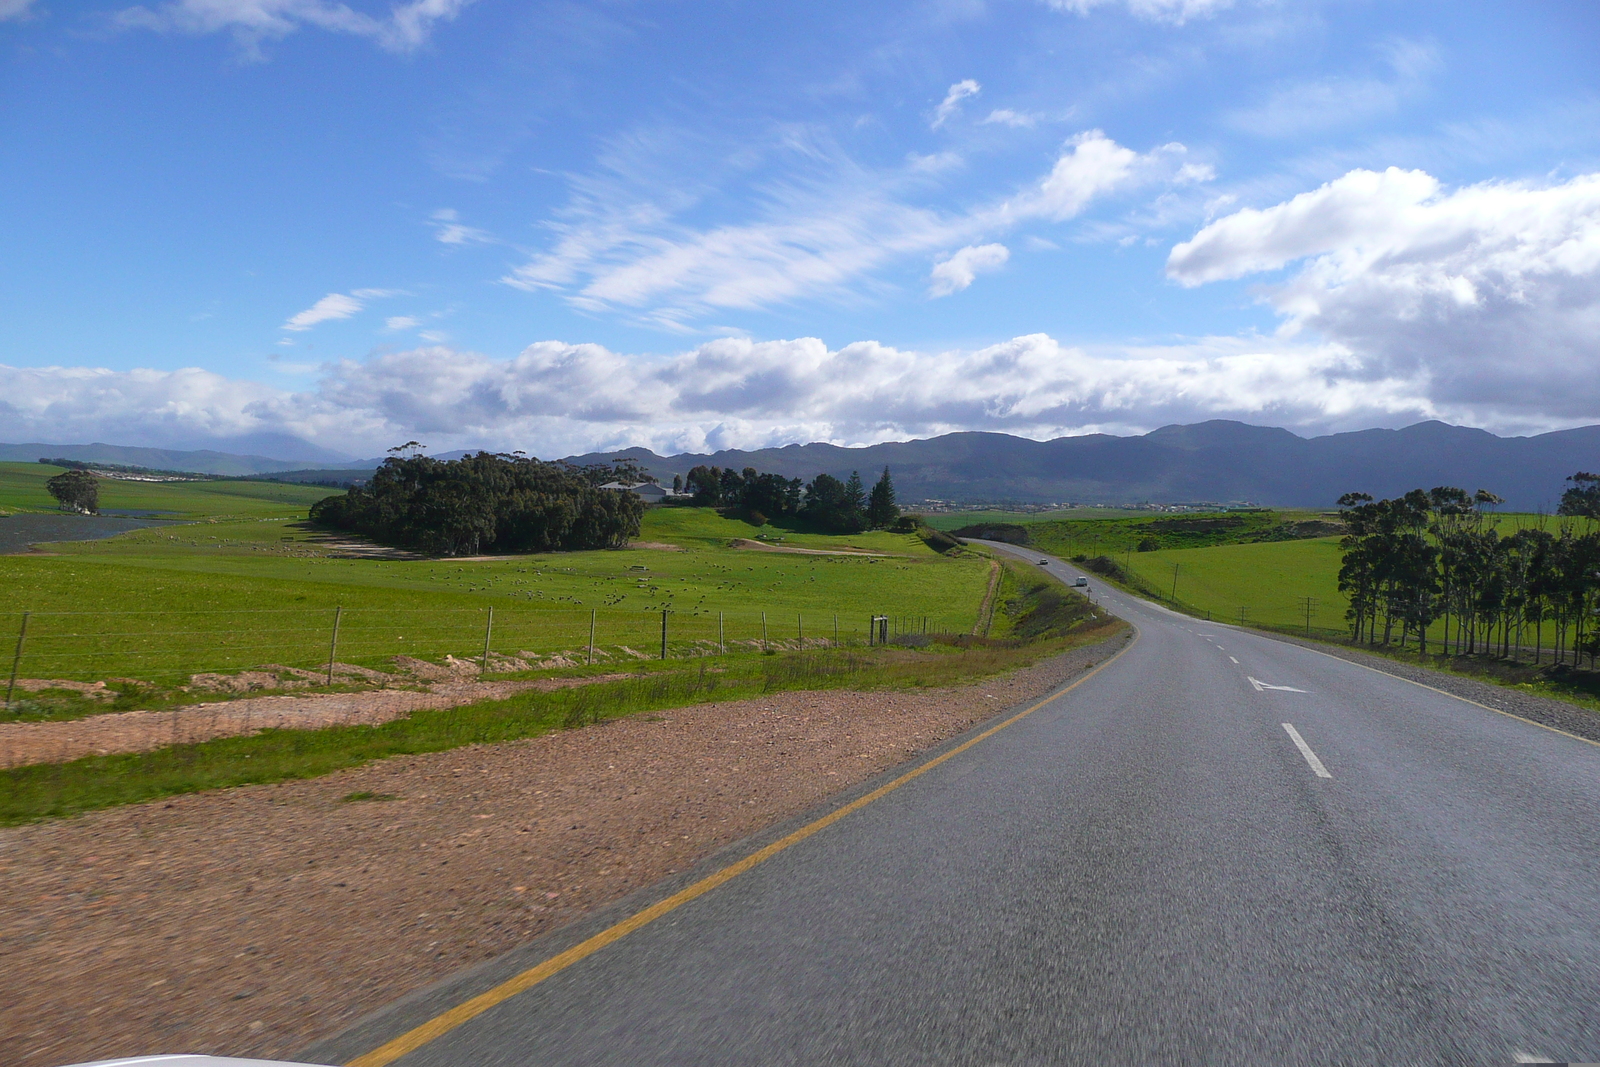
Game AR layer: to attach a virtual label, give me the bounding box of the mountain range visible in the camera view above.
[6,421,1598,511]
[559,421,1600,512]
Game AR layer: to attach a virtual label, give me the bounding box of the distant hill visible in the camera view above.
[559,421,1600,511]
[9,421,1597,509]
[0,442,369,477]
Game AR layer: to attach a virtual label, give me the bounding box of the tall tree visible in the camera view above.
[867,467,899,528]
[801,473,866,533]
[1558,472,1600,519]
[46,469,99,514]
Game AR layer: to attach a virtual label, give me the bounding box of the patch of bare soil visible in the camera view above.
[284,523,423,561]
[728,537,893,556]
[626,541,685,551]
[0,635,1125,1067]
[0,674,630,768]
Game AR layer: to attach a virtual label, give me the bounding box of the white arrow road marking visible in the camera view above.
[1282,723,1332,778]
[1249,676,1307,693]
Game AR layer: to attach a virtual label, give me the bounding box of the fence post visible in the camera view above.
[833,614,838,647]
[327,606,342,686]
[5,611,28,711]
[588,609,596,666]
[661,608,668,660]
[761,611,768,652]
[798,613,803,648]
[867,615,873,647]
[480,606,494,678]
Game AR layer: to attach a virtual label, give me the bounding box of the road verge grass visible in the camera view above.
[0,610,1124,825]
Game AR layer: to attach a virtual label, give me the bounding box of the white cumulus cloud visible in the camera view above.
[930,243,1010,296]
[933,79,981,129]
[0,329,1508,462]
[1167,166,1600,422]
[115,0,474,57]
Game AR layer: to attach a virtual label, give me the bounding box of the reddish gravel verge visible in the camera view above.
[0,633,1126,1067]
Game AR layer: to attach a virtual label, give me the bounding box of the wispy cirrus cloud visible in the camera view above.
[1042,0,1233,25]
[282,288,397,331]
[430,208,492,245]
[983,109,1038,128]
[0,0,37,22]
[115,0,474,57]
[503,130,1210,323]
[1225,40,1441,138]
[932,79,981,129]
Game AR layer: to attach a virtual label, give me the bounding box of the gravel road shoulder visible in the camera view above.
[0,631,1128,1067]
[1263,632,1600,744]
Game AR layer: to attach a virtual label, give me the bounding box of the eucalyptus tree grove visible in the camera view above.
[1336,474,1600,666]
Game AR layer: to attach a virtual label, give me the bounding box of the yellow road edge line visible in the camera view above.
[1293,642,1600,750]
[344,631,1138,1067]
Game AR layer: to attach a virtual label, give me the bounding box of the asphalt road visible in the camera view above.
[364,542,1600,1066]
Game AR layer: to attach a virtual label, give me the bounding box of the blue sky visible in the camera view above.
[2,0,1598,459]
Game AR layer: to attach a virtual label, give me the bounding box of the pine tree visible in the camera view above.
[868,466,899,528]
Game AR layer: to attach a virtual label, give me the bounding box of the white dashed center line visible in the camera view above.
[1282,723,1332,778]
[1229,656,1239,664]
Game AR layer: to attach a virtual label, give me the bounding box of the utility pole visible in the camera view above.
[1299,596,1318,635]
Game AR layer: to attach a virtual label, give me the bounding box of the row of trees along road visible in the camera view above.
[682,465,900,533]
[1336,473,1600,665]
[311,448,644,556]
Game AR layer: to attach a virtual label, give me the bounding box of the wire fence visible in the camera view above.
[1,605,960,692]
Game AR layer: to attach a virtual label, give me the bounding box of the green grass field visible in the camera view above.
[920,507,1169,530]
[1117,538,1346,632]
[2,468,992,687]
[1088,511,1590,638]
[0,461,331,518]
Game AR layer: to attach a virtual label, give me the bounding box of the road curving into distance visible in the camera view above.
[315,539,1600,1066]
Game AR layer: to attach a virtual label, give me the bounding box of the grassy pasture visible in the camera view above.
[2,471,991,686]
[920,507,1166,530]
[1093,511,1578,637]
[0,461,330,517]
[0,606,1124,824]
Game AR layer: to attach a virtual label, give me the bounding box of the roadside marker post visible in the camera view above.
[660,609,668,660]
[480,607,494,678]
[761,612,767,652]
[5,611,28,711]
[587,609,596,666]
[718,611,725,655]
[798,614,803,647]
[327,606,342,686]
